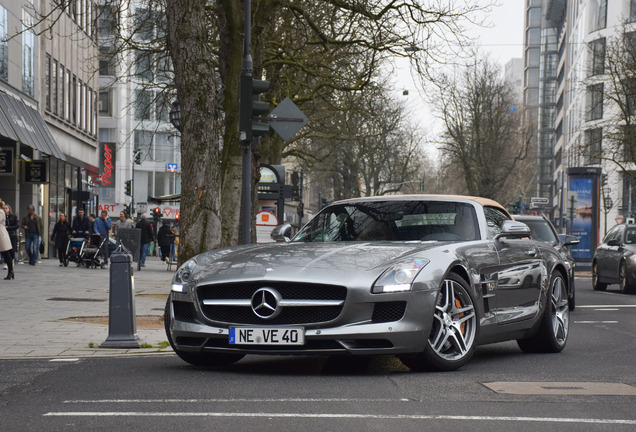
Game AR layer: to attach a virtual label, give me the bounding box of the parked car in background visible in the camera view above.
[166,195,571,372]
[514,215,579,310]
[592,224,636,294]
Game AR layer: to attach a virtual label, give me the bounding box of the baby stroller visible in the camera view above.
[64,236,88,267]
[79,234,107,269]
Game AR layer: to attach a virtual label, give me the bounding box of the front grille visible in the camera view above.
[173,301,197,323]
[197,281,347,325]
[371,301,406,323]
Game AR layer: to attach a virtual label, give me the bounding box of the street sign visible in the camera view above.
[530,196,549,204]
[268,97,308,142]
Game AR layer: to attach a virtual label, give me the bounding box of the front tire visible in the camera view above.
[164,299,245,367]
[517,271,569,353]
[592,262,607,291]
[400,273,477,372]
[619,262,635,294]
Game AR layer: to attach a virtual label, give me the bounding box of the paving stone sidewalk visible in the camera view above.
[0,254,175,359]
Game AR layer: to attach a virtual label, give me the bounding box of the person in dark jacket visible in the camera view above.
[3,203,18,264]
[135,214,154,267]
[156,220,172,263]
[51,213,72,266]
[71,208,90,238]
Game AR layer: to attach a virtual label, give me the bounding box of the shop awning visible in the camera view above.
[0,92,66,161]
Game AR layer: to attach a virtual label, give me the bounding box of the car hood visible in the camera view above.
[190,241,442,283]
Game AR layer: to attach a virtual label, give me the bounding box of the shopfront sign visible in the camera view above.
[0,148,13,175]
[99,142,116,188]
[23,160,48,183]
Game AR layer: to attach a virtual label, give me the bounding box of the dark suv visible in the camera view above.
[514,215,579,310]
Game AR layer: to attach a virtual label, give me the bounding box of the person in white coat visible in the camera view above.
[0,200,14,279]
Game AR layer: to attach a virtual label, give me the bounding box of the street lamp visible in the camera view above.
[169,99,181,131]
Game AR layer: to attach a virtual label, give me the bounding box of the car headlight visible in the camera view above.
[372,259,429,293]
[172,259,197,293]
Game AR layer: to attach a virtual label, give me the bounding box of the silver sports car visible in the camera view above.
[165,195,570,371]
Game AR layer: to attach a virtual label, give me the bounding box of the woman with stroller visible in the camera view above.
[0,199,14,280]
[51,213,71,266]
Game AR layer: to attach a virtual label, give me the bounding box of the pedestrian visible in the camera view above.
[71,208,90,238]
[88,214,96,234]
[157,220,172,263]
[3,203,18,265]
[0,200,14,279]
[20,204,42,266]
[170,226,179,261]
[112,211,133,235]
[92,210,112,265]
[51,213,72,266]
[135,214,154,267]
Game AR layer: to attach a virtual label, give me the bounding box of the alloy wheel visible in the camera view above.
[428,279,477,361]
[550,275,569,346]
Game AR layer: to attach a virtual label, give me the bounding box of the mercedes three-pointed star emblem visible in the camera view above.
[251,287,283,319]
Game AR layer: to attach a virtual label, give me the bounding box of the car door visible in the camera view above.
[596,225,624,283]
[484,207,546,325]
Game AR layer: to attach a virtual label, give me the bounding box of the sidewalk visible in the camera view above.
[0,254,175,359]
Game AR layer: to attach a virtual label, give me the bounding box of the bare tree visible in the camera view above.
[433,56,534,203]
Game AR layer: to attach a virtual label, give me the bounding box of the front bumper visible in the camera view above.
[167,287,438,356]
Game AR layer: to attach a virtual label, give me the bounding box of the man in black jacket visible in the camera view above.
[156,220,172,263]
[71,208,90,238]
[135,214,154,267]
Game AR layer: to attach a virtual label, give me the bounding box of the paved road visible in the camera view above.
[0,255,173,358]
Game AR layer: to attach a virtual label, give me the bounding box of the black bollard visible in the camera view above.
[100,244,141,348]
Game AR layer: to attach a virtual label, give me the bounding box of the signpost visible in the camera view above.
[268,97,308,142]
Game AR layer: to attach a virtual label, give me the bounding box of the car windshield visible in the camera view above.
[293,201,479,242]
[521,219,559,244]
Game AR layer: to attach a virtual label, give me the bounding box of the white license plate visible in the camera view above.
[229,327,305,345]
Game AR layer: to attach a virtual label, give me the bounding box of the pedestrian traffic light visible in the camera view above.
[601,173,608,185]
[124,180,132,196]
[240,74,270,142]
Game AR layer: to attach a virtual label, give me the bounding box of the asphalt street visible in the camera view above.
[0,255,174,358]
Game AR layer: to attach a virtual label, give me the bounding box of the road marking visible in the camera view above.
[593,308,619,311]
[483,382,636,396]
[577,305,636,308]
[574,321,618,324]
[42,412,636,424]
[64,398,410,404]
[49,358,80,362]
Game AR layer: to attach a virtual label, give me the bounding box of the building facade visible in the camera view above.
[0,0,100,255]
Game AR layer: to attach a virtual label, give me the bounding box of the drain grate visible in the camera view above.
[47,297,106,303]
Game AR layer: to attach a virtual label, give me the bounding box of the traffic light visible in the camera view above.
[153,207,162,221]
[175,213,180,221]
[508,201,520,214]
[123,204,130,217]
[240,74,270,141]
[134,151,141,165]
[601,173,608,186]
[124,180,132,196]
[321,198,332,209]
[297,202,304,218]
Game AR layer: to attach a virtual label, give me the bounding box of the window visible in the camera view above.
[99,50,115,76]
[98,89,112,116]
[156,92,171,122]
[526,47,540,67]
[52,59,58,115]
[589,0,607,32]
[0,6,7,81]
[135,51,153,81]
[134,8,155,40]
[622,171,636,212]
[584,128,602,165]
[527,28,540,46]
[540,53,557,78]
[623,125,636,163]
[632,0,636,23]
[135,89,153,120]
[539,107,555,129]
[525,68,539,87]
[59,65,65,117]
[540,80,556,104]
[66,69,71,121]
[134,130,153,159]
[72,75,77,125]
[528,8,541,27]
[22,10,34,96]
[586,83,604,121]
[98,5,117,41]
[45,54,51,111]
[589,38,605,76]
[155,133,173,160]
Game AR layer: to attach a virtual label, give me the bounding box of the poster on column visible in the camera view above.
[568,177,594,260]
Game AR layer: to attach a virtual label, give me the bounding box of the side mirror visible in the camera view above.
[607,239,621,247]
[271,223,292,242]
[496,220,531,240]
[561,235,580,247]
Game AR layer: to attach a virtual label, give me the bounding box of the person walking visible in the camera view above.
[92,210,112,265]
[0,200,14,279]
[156,220,172,263]
[112,211,133,235]
[51,213,72,266]
[135,214,154,267]
[71,208,90,238]
[21,204,42,266]
[4,203,18,265]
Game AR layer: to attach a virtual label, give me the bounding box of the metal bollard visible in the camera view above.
[100,245,141,348]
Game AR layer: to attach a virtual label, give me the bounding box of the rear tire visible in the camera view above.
[592,262,607,291]
[164,299,245,367]
[400,273,477,372]
[517,271,569,353]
